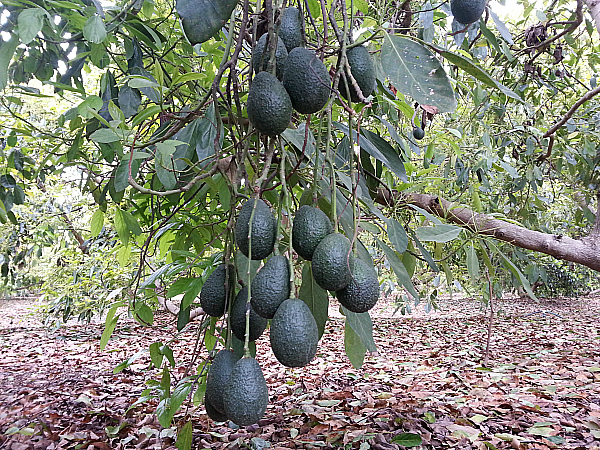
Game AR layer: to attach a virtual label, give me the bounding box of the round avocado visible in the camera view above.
[200,264,235,317]
[235,198,277,260]
[412,126,425,140]
[336,257,380,313]
[247,72,293,137]
[270,298,319,367]
[223,357,269,426]
[340,45,376,103]
[230,286,268,342]
[282,47,330,114]
[205,349,239,414]
[251,255,291,319]
[292,205,333,260]
[279,6,304,52]
[451,0,486,24]
[311,233,353,291]
[252,33,288,80]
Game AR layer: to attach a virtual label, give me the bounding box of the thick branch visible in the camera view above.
[377,191,600,272]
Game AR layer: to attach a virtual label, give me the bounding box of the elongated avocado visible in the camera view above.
[340,45,376,103]
[292,205,333,260]
[311,233,353,291]
[199,264,234,317]
[205,397,228,421]
[205,349,238,414]
[230,286,268,342]
[251,255,291,319]
[252,33,288,80]
[247,72,293,137]
[223,357,269,426]
[336,257,379,313]
[235,198,277,260]
[451,0,486,24]
[282,47,330,114]
[177,0,238,45]
[279,6,304,52]
[270,298,319,367]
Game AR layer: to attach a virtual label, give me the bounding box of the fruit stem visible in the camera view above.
[243,198,259,358]
[279,138,295,296]
[311,111,326,205]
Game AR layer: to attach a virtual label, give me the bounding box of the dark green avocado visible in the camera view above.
[230,286,268,342]
[451,0,486,24]
[247,71,293,137]
[413,126,425,140]
[205,397,228,422]
[200,264,235,317]
[223,357,269,426]
[252,33,288,80]
[235,198,277,260]
[279,6,304,52]
[205,349,239,414]
[340,45,376,103]
[336,257,379,313]
[177,0,238,45]
[251,255,291,319]
[292,205,333,261]
[311,233,353,291]
[270,298,319,367]
[282,47,330,114]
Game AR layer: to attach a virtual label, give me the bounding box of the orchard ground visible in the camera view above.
[1,293,599,449]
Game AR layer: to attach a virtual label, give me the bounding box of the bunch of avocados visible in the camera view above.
[247,6,376,137]
[199,198,380,426]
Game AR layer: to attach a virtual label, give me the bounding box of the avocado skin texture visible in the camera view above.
[205,349,239,414]
[336,257,379,313]
[340,45,376,103]
[311,233,353,291]
[205,397,228,422]
[223,357,269,426]
[252,33,288,80]
[251,255,291,319]
[231,286,268,342]
[451,0,486,24]
[279,7,304,52]
[247,72,293,137]
[270,298,319,367]
[235,198,277,260]
[200,264,234,317]
[292,205,333,260]
[283,48,330,114]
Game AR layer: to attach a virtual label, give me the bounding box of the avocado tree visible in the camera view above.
[1,0,600,436]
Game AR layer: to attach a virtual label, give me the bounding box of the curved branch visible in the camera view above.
[543,85,600,138]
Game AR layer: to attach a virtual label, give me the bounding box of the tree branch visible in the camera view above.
[543,85,600,138]
[584,0,600,34]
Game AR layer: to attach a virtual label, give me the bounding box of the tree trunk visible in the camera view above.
[584,0,600,35]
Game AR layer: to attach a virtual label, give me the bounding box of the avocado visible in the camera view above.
[252,33,288,80]
[177,0,238,45]
[279,6,304,52]
[251,255,291,319]
[247,72,293,137]
[292,205,333,261]
[340,45,376,103]
[205,349,238,414]
[311,233,353,291]
[413,126,425,140]
[235,198,277,260]
[451,0,486,24]
[270,298,319,367]
[223,357,269,426]
[336,257,379,313]
[230,286,268,342]
[205,397,228,422]
[282,47,330,114]
[200,264,235,317]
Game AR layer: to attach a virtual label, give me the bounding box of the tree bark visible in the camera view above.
[584,0,600,35]
[377,191,600,272]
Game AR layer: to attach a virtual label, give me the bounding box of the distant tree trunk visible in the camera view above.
[584,0,600,34]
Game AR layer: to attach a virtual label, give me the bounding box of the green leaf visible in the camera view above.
[157,398,174,428]
[342,308,377,352]
[90,128,120,143]
[120,209,142,235]
[466,244,480,281]
[149,342,164,368]
[490,10,513,44]
[155,151,177,190]
[415,224,461,243]
[390,433,423,447]
[83,15,107,44]
[100,305,121,350]
[17,8,46,45]
[0,35,20,90]
[387,218,408,253]
[375,238,419,299]
[489,242,537,300]
[131,105,163,127]
[135,302,154,325]
[114,208,129,245]
[118,84,142,118]
[344,322,366,369]
[167,278,195,298]
[298,262,329,339]
[176,421,193,450]
[182,277,203,310]
[381,35,456,113]
[91,209,104,237]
